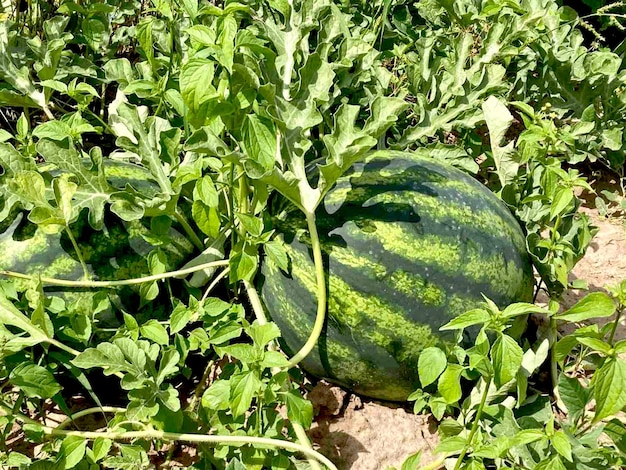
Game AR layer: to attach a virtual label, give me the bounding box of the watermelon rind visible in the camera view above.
[261,151,534,401]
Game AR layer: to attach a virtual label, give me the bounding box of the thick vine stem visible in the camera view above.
[48,428,338,470]
[286,211,326,368]
[55,407,126,430]
[243,279,270,325]
[453,376,492,470]
[1,402,337,469]
[1,396,335,470]
[174,209,205,251]
[0,260,229,287]
[243,279,324,470]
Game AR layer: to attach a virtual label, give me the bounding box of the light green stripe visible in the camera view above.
[365,191,521,244]
[286,245,439,362]
[263,257,382,385]
[388,270,446,306]
[318,239,456,307]
[355,222,524,298]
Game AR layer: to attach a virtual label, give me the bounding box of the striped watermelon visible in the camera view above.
[261,151,534,401]
[0,161,194,333]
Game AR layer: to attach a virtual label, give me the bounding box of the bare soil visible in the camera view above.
[307,203,626,470]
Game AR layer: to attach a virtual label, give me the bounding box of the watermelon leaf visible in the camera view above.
[283,389,313,428]
[491,333,523,388]
[418,347,447,387]
[36,138,113,230]
[0,291,49,349]
[9,362,62,399]
[482,95,517,190]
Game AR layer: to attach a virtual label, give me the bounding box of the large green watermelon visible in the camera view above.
[0,161,194,336]
[261,151,534,401]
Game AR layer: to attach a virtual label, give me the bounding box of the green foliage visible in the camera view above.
[0,0,624,468]
[406,289,626,469]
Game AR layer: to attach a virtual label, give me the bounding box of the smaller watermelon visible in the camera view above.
[261,151,534,401]
[0,160,195,339]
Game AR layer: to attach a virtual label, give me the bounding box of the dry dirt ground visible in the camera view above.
[307,202,626,470]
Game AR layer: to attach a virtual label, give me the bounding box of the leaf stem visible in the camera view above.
[453,376,491,470]
[64,226,90,280]
[55,406,126,430]
[243,279,323,470]
[51,428,338,470]
[286,211,326,368]
[0,260,229,287]
[200,267,230,303]
[47,337,81,357]
[187,359,214,412]
[419,456,446,470]
[608,305,623,346]
[550,316,566,410]
[174,209,204,251]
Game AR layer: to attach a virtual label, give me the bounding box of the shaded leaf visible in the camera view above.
[418,347,447,387]
[284,389,313,428]
[554,292,615,322]
[9,363,61,399]
[491,333,523,387]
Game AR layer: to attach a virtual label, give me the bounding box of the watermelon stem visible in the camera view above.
[243,279,270,325]
[55,406,126,430]
[0,401,339,470]
[0,260,230,287]
[286,211,327,368]
[64,226,90,280]
[174,209,205,251]
[47,337,81,357]
[200,267,231,303]
[454,376,492,470]
[243,279,324,470]
[549,316,566,411]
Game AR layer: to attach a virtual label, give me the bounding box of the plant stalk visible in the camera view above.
[174,209,205,251]
[0,260,229,287]
[608,306,623,346]
[58,428,337,470]
[1,402,336,468]
[200,267,230,303]
[187,360,214,412]
[243,279,269,325]
[453,376,492,470]
[243,279,323,470]
[286,211,326,368]
[47,337,81,357]
[550,316,566,410]
[65,226,90,280]
[419,456,446,470]
[56,407,126,430]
